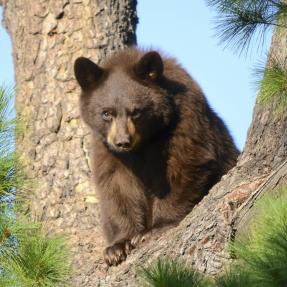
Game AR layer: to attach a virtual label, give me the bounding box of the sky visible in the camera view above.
[0,2,272,150]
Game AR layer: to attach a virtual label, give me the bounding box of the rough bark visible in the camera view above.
[87,14,287,287]
[1,0,137,285]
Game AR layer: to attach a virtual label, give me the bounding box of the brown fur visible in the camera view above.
[74,48,239,266]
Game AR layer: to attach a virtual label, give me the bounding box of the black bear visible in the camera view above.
[74,48,239,266]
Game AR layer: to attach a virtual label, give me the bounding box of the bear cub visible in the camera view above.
[74,48,239,266]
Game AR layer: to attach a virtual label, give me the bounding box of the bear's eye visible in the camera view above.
[131,109,141,119]
[102,110,113,121]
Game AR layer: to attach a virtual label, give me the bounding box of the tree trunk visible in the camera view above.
[79,12,286,287]
[1,0,137,285]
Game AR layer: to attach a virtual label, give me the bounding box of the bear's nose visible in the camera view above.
[115,137,131,149]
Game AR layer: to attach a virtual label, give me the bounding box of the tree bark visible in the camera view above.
[1,0,137,285]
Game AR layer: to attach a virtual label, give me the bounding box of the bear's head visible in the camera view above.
[74,50,177,153]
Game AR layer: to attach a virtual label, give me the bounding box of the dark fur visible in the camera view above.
[74,48,239,266]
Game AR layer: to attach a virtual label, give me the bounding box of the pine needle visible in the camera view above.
[206,0,287,54]
[255,57,287,113]
[139,259,210,287]
[231,189,287,287]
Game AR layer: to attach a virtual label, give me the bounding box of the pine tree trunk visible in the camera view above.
[1,0,137,285]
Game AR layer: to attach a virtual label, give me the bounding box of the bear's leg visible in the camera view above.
[100,189,149,266]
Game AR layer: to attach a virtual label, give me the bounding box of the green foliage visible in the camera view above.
[139,189,287,287]
[0,86,29,205]
[0,86,15,153]
[206,0,287,54]
[255,57,287,112]
[0,85,72,286]
[0,225,71,287]
[0,86,17,198]
[140,259,210,287]
[214,268,254,287]
[231,190,287,287]
[207,1,287,110]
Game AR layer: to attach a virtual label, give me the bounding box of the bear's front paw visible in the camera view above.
[104,239,134,266]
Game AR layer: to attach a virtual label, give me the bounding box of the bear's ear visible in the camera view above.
[74,57,103,90]
[134,51,163,81]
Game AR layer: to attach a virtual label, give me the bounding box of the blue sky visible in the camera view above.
[0,2,272,149]
[0,7,14,85]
